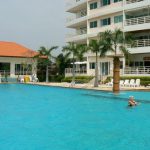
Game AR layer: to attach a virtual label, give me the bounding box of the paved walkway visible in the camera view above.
[28,82,150,91]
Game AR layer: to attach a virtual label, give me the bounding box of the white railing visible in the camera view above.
[125,16,150,26]
[15,71,32,75]
[124,66,150,74]
[0,70,32,76]
[66,16,76,23]
[125,0,144,4]
[66,29,87,38]
[127,39,150,48]
[0,70,10,76]
[66,14,87,23]
[66,0,86,9]
[65,68,87,74]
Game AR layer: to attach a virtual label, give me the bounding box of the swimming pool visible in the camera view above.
[0,84,150,150]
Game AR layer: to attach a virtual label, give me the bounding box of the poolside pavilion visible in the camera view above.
[0,41,38,77]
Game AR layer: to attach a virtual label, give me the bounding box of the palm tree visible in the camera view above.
[100,28,133,93]
[63,43,87,85]
[76,44,88,61]
[56,52,71,76]
[38,46,58,83]
[88,39,107,87]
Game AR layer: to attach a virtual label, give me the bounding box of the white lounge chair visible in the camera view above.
[31,74,39,82]
[106,79,113,86]
[129,79,135,87]
[133,79,140,87]
[124,79,130,87]
[120,80,124,87]
[20,77,24,83]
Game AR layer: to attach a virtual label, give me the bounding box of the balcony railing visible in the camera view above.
[127,39,150,48]
[66,29,87,38]
[125,16,150,26]
[0,70,32,76]
[66,14,87,23]
[66,0,86,10]
[0,70,10,76]
[65,68,87,75]
[124,66,150,74]
[125,0,144,4]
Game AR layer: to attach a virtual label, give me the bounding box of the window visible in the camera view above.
[90,21,97,28]
[114,15,123,23]
[114,0,122,3]
[90,2,98,10]
[15,64,32,75]
[102,0,110,6]
[101,18,111,26]
[90,62,95,69]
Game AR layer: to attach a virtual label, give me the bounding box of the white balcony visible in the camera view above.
[124,0,149,11]
[131,39,150,47]
[88,23,123,38]
[124,16,150,32]
[127,39,150,54]
[66,32,87,43]
[66,15,87,28]
[124,66,150,75]
[66,0,87,13]
[65,68,87,77]
[88,2,123,19]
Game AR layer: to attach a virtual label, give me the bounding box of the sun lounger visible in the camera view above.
[120,80,124,87]
[124,79,130,87]
[132,79,140,87]
[129,79,135,87]
[106,79,113,86]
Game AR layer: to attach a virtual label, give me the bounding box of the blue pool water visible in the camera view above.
[0,84,150,150]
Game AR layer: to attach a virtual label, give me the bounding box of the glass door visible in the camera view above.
[100,62,110,75]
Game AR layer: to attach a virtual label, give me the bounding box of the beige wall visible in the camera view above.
[0,57,37,77]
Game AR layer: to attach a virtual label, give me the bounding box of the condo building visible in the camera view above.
[65,0,150,78]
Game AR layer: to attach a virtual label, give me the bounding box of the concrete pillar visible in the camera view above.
[32,60,37,77]
[87,56,90,75]
[10,62,15,77]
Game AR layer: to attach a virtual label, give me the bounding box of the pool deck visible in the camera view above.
[28,82,150,91]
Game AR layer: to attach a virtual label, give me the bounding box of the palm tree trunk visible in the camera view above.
[94,52,99,87]
[46,65,49,83]
[113,56,120,93]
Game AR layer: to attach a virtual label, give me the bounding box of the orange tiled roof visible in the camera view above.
[0,41,38,58]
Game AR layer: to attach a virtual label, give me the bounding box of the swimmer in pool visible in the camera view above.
[128,96,137,107]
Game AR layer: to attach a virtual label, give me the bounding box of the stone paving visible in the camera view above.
[28,82,150,91]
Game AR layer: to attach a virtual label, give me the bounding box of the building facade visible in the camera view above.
[0,41,38,78]
[65,0,150,78]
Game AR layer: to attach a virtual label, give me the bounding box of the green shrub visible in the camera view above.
[49,75,64,82]
[62,76,93,83]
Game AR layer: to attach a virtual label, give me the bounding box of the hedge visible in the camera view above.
[62,76,93,84]
[106,76,150,86]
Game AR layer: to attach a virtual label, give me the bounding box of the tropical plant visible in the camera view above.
[56,52,71,76]
[38,46,58,83]
[100,28,133,93]
[63,43,87,85]
[76,44,88,61]
[88,38,108,87]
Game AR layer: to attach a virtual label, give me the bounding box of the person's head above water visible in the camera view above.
[129,96,134,101]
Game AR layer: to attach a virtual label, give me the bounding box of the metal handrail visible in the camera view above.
[125,16,150,26]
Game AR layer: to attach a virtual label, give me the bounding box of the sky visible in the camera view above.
[0,0,66,54]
